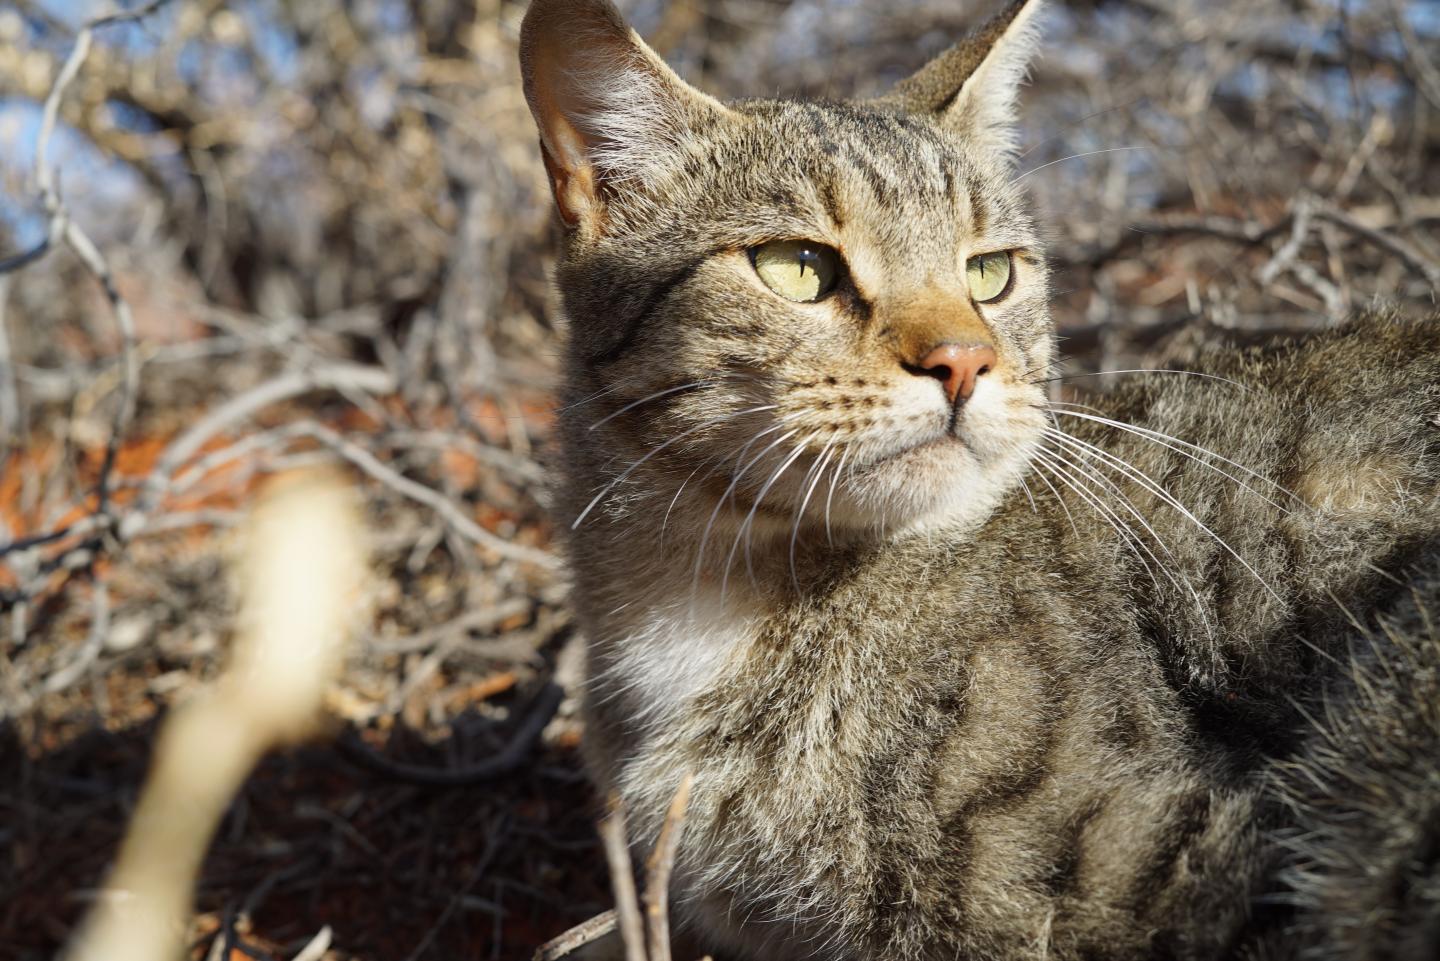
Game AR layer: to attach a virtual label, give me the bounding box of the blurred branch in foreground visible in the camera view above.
[62,468,367,961]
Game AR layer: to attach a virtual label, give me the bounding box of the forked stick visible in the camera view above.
[537,775,695,961]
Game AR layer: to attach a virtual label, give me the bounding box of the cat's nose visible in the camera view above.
[915,343,997,405]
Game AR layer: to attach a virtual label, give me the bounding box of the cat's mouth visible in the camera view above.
[898,431,968,460]
[852,428,977,478]
[869,405,989,460]
[817,393,1045,532]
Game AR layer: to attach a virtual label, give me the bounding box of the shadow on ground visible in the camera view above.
[0,689,606,961]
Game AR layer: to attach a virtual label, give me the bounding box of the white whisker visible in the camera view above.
[586,380,712,431]
[727,432,818,599]
[1034,368,1252,393]
[824,446,851,548]
[1048,405,1300,510]
[1014,145,1152,183]
[1035,450,1216,640]
[662,458,713,540]
[1034,450,1168,596]
[1026,461,1080,538]
[1045,425,1283,604]
[1018,475,1038,514]
[693,427,800,609]
[790,441,837,593]
[571,404,778,530]
[1037,443,1214,636]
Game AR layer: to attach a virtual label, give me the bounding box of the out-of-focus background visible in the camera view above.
[0,0,1436,958]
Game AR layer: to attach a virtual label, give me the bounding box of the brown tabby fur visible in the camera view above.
[518,1,1440,958]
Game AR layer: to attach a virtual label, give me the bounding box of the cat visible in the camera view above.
[518,0,1440,958]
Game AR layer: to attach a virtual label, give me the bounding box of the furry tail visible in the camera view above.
[1266,562,1440,961]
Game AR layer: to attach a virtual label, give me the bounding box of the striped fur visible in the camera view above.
[519,2,1440,958]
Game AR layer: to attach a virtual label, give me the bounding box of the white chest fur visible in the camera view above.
[591,578,760,735]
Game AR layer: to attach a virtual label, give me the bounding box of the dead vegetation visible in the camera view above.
[0,1,1435,959]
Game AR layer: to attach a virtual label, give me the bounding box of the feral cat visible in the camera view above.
[519,0,1440,958]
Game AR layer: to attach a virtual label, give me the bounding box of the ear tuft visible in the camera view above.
[869,0,1043,160]
[519,0,727,230]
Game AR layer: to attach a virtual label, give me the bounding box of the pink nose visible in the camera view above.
[916,343,997,405]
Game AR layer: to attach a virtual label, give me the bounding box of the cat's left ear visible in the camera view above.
[869,0,1043,159]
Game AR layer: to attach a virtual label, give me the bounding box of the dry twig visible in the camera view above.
[61,469,368,961]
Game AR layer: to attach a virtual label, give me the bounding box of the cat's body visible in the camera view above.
[572,315,1440,960]
[518,1,1440,958]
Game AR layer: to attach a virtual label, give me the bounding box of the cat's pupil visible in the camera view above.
[796,249,818,276]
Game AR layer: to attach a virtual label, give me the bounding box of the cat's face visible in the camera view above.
[524,0,1050,538]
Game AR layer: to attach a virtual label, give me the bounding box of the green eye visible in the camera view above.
[966,250,1013,303]
[752,240,840,303]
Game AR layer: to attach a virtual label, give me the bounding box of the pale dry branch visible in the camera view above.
[644,772,695,961]
[287,421,560,571]
[600,796,649,961]
[1315,204,1440,291]
[24,1,176,516]
[542,778,697,961]
[288,926,333,961]
[123,364,397,533]
[533,911,620,961]
[61,469,368,961]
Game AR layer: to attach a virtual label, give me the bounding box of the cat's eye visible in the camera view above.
[966,250,1013,303]
[751,240,840,303]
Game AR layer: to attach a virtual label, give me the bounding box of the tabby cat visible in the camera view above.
[518,0,1440,957]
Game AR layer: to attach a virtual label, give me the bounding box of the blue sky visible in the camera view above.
[2,0,1437,256]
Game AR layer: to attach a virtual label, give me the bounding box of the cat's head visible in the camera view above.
[522,0,1051,540]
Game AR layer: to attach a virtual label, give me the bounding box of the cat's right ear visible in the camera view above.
[869,0,1043,160]
[520,0,729,232]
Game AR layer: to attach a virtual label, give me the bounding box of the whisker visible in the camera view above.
[1047,405,1300,509]
[1015,355,1067,382]
[587,381,712,431]
[1037,443,1214,635]
[1026,460,1080,538]
[1034,450,1168,595]
[1018,475,1038,515]
[727,432,818,600]
[1036,449,1192,619]
[662,458,714,540]
[1014,145,1153,183]
[1046,413,1290,515]
[790,441,837,593]
[693,427,800,608]
[560,369,738,417]
[1032,369,1252,393]
[665,420,795,539]
[1045,426,1283,603]
[555,379,633,415]
[1042,452,1209,642]
[824,446,850,548]
[1035,454,1155,570]
[1016,95,1149,160]
[571,404,779,530]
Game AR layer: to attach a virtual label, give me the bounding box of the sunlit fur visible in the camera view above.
[520,1,1440,959]
[556,100,1052,541]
